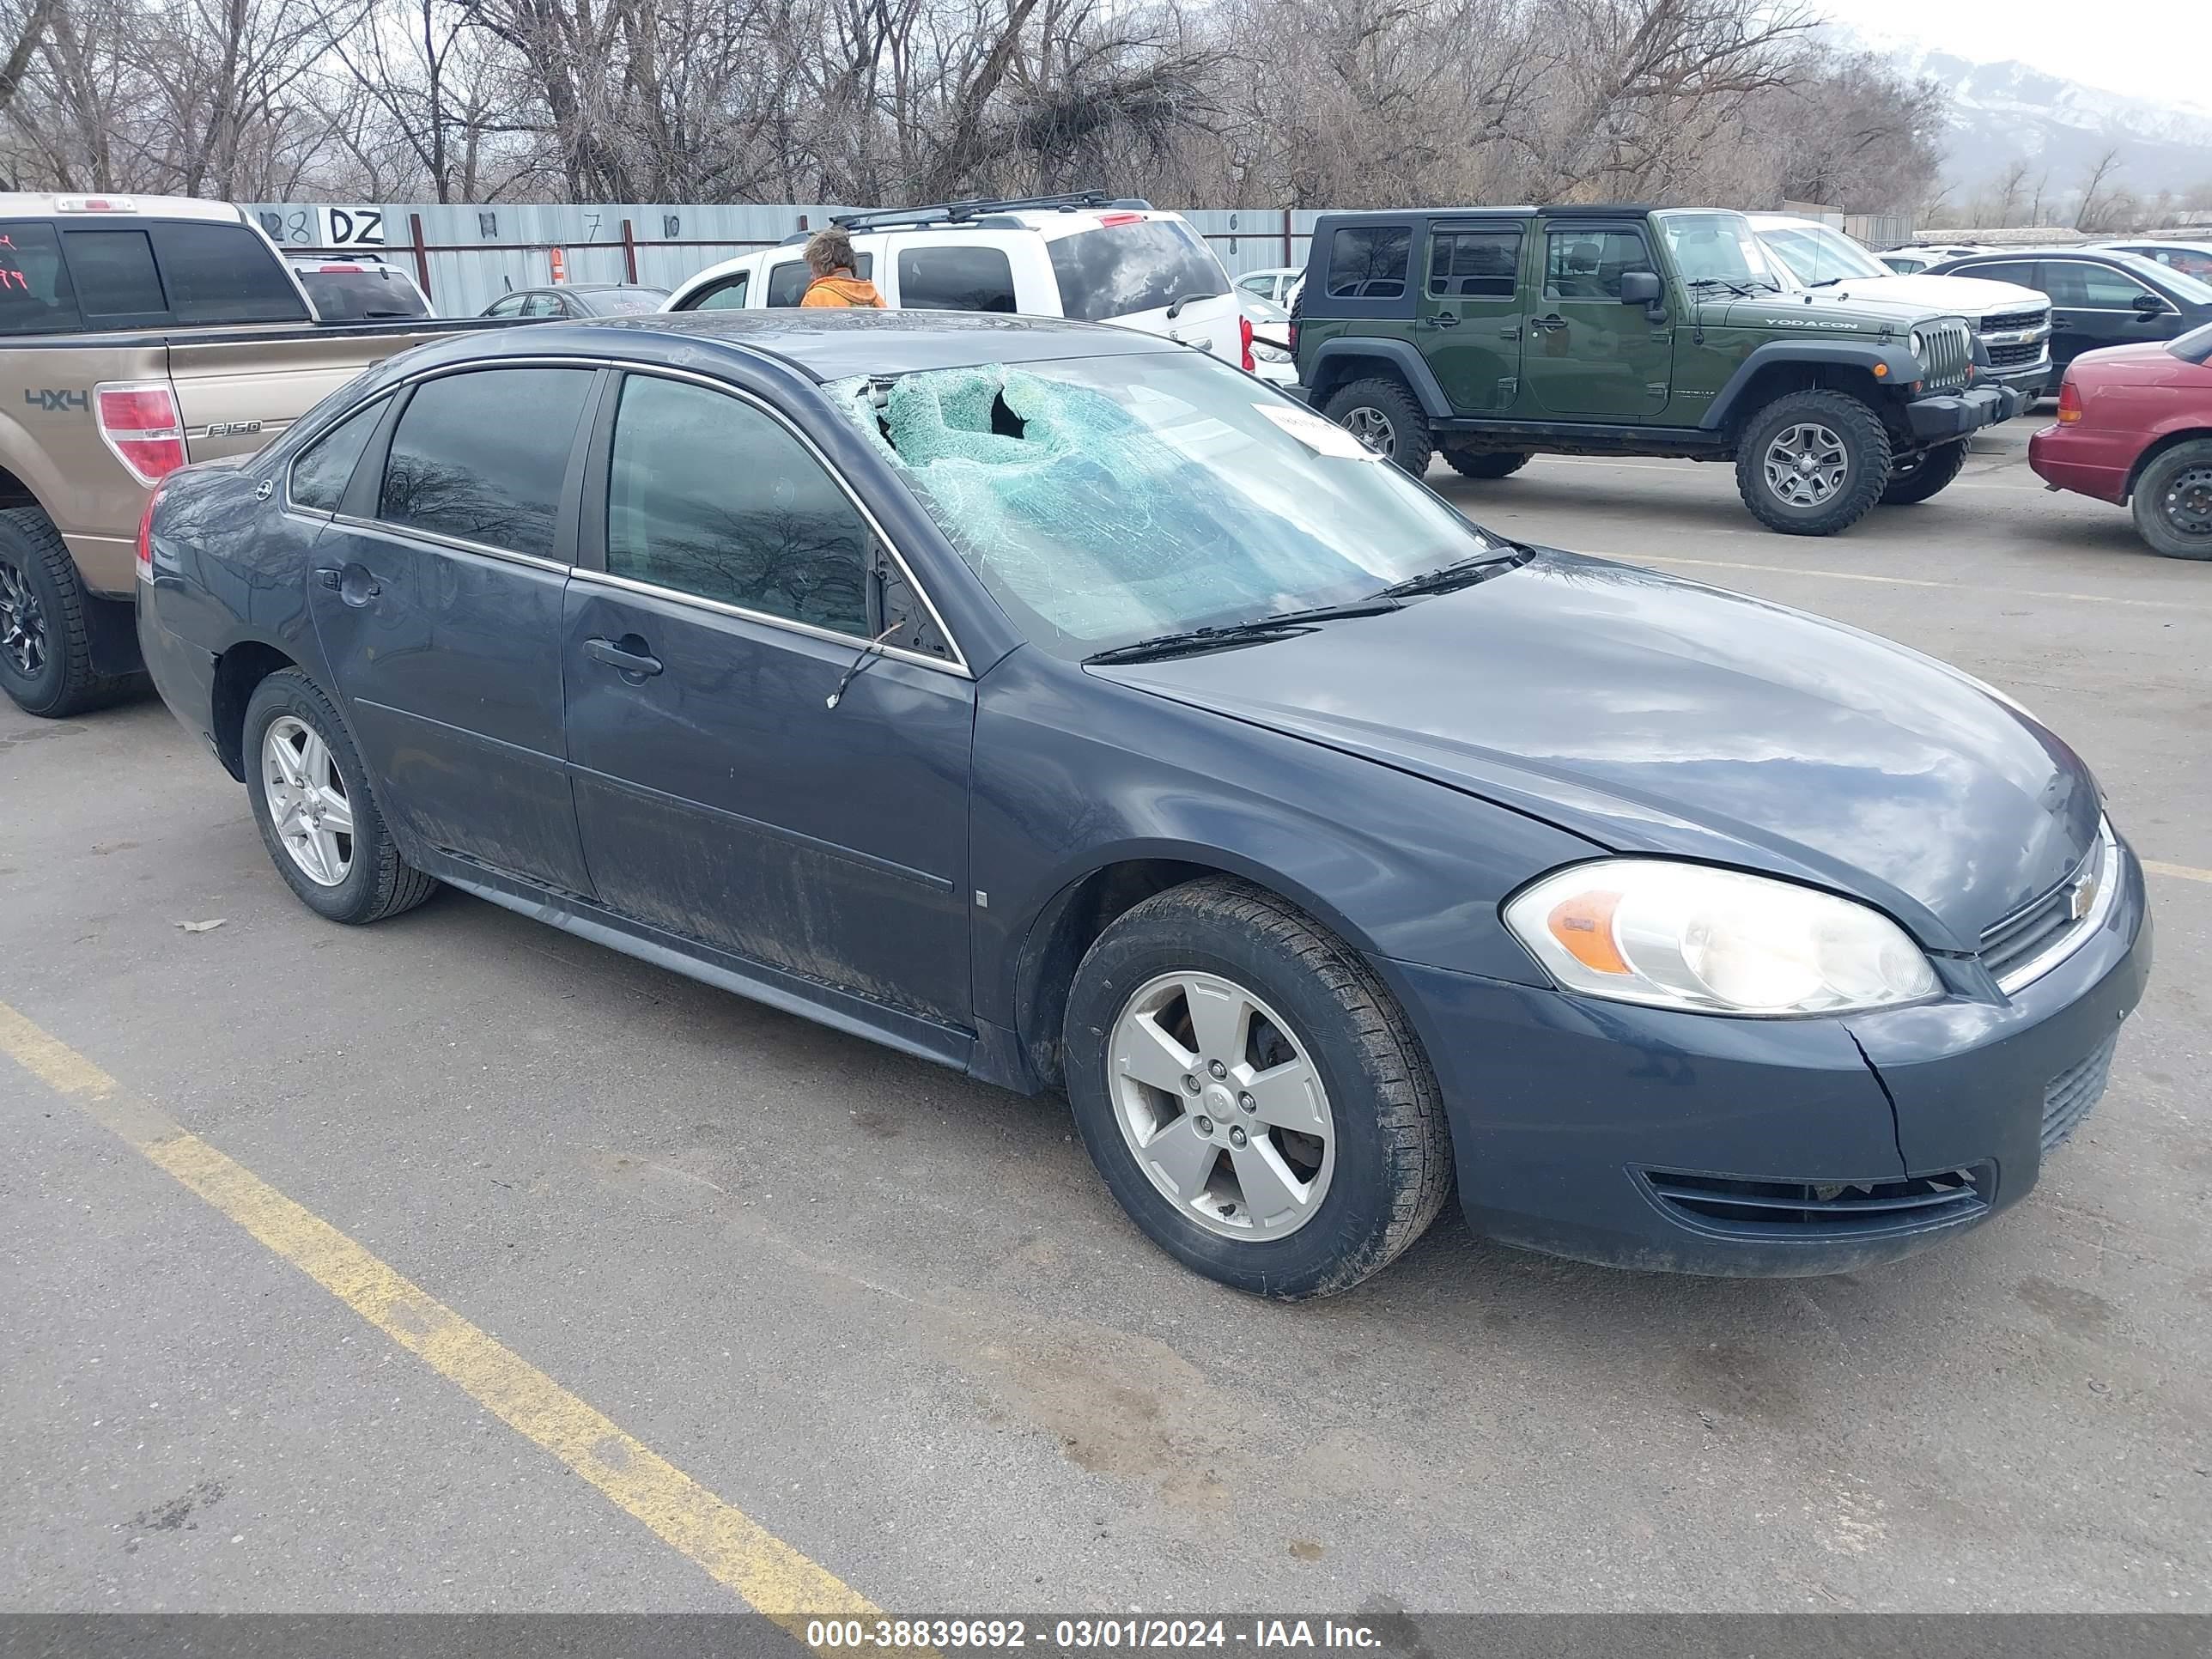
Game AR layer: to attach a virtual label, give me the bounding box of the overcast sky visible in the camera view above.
[1820,0,2212,112]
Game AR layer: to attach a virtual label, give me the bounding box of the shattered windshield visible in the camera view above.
[827,353,1505,659]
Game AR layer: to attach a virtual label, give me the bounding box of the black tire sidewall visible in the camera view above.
[0,528,69,715]
[1064,910,1414,1299]
[1880,438,1969,505]
[1322,378,1434,477]
[2132,442,2212,560]
[1443,449,1530,481]
[242,672,390,922]
[1737,392,1890,535]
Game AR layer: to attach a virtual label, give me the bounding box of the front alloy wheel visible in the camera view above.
[1109,970,1335,1239]
[1763,422,1850,507]
[0,559,46,682]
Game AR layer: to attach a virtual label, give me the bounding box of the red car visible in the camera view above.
[2029,321,2212,559]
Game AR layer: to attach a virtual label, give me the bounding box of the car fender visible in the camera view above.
[1306,337,1455,419]
[1703,340,1922,431]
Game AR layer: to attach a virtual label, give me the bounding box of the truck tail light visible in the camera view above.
[135,481,167,583]
[94,381,186,486]
[1240,313,1255,373]
[2057,380,2082,424]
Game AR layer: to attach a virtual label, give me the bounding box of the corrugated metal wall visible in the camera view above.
[244,201,1329,315]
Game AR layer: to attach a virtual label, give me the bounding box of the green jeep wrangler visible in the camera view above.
[1292,205,2024,535]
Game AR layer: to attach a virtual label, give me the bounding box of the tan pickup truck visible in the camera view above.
[0,192,516,716]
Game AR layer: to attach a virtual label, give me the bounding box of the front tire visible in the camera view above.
[1063,878,1454,1300]
[0,507,145,718]
[1880,438,1970,506]
[1442,448,1530,481]
[1321,377,1435,477]
[243,669,438,924]
[2130,439,2212,560]
[1735,390,1892,535]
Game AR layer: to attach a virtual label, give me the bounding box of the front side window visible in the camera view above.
[149,222,309,324]
[1427,227,1522,298]
[767,253,872,308]
[897,246,1017,313]
[829,352,1509,660]
[379,368,595,559]
[1545,226,1656,300]
[1322,227,1410,300]
[0,222,83,334]
[2044,262,2159,309]
[1047,220,1228,319]
[486,293,526,317]
[289,398,386,513]
[605,374,872,637]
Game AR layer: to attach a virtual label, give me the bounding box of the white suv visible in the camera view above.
[662,193,1254,369]
[1746,214,2053,398]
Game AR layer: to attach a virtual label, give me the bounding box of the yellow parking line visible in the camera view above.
[0,1000,898,1648]
[2146,860,2212,885]
[1632,555,2202,612]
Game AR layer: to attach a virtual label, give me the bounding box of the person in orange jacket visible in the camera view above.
[799,227,884,308]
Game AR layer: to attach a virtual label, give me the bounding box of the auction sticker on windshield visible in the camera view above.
[1255,402,1381,459]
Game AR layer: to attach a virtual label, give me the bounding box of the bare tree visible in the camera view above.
[2074,146,2124,230]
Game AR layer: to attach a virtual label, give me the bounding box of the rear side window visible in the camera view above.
[2043,262,2158,309]
[379,368,595,559]
[1427,227,1522,298]
[294,265,428,321]
[1048,221,1229,320]
[1323,227,1411,300]
[897,246,1016,312]
[1544,227,1653,300]
[289,399,386,513]
[62,228,167,322]
[687,272,749,310]
[605,374,872,636]
[0,222,84,334]
[1958,261,2038,288]
[150,222,308,324]
[767,252,872,307]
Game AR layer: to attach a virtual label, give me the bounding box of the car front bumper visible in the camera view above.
[1905,383,2014,441]
[1371,840,2151,1276]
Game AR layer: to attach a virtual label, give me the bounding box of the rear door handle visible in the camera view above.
[1430,313,1459,329]
[584,635,664,678]
[1530,314,1568,333]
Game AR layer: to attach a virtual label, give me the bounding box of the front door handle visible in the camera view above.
[1530,314,1568,333]
[584,635,664,679]
[317,562,381,605]
[1431,313,1459,329]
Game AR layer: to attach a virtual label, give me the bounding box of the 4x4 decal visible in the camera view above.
[24,388,89,413]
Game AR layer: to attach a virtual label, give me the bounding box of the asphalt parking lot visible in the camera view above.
[3,420,2208,1618]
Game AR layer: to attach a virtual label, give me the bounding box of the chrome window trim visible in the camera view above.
[595,362,971,678]
[283,392,391,520]
[303,352,975,675]
[1993,818,2121,996]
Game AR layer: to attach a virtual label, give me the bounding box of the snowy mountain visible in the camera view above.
[1826,28,2212,209]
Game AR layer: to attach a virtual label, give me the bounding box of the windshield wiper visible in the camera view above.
[1685,276,1754,298]
[1369,543,1534,600]
[1084,599,1403,665]
[1803,277,1845,289]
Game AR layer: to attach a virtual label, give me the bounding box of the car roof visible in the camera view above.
[0,191,248,223]
[409,307,1181,382]
[1311,204,1641,223]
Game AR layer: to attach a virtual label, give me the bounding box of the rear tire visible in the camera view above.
[1880,439,1970,506]
[1321,378,1434,477]
[1735,390,1892,536]
[243,669,438,924]
[1442,449,1530,481]
[1063,878,1454,1300]
[2130,440,2212,560]
[0,507,145,718]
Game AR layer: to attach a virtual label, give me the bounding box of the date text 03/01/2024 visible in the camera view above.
[803,1617,1385,1650]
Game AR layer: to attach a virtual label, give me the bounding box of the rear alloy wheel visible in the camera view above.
[1735,389,1891,535]
[1321,377,1435,477]
[1063,878,1454,1299]
[0,506,146,717]
[0,557,48,690]
[1443,448,1531,481]
[2131,439,2212,560]
[1880,438,1970,506]
[244,668,439,924]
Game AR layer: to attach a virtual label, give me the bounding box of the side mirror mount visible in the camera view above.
[2133,292,2169,319]
[1619,270,1662,306]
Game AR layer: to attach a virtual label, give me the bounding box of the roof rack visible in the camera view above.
[830,191,1152,234]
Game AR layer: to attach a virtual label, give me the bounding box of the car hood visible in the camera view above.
[1808,271,2049,320]
[1705,290,1938,334]
[1093,551,2101,951]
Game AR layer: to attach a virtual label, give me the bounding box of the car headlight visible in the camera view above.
[1253,342,1291,363]
[1503,861,1938,1016]
[1908,327,1929,364]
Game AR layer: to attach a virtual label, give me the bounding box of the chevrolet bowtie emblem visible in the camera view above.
[2068,872,2100,923]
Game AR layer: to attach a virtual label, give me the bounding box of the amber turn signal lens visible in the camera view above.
[1547,892,1631,975]
[2057,380,2083,424]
